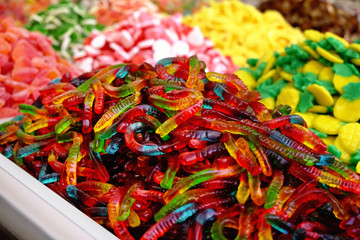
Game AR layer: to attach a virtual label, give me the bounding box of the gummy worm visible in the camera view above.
[163,165,243,203]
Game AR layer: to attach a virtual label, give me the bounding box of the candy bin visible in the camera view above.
[0,55,359,239]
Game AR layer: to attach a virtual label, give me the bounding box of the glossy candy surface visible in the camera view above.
[0,56,359,239]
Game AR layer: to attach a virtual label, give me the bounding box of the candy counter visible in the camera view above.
[0,0,360,240]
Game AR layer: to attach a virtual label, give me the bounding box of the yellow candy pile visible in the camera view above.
[236,29,360,172]
[182,0,304,67]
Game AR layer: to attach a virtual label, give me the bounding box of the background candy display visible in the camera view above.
[0,17,80,118]
[182,0,305,67]
[257,0,360,41]
[0,56,359,239]
[0,0,53,25]
[91,0,159,26]
[237,29,360,168]
[152,0,212,15]
[74,11,237,73]
[25,0,104,60]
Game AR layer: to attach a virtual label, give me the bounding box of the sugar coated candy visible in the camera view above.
[0,16,80,118]
[1,55,359,240]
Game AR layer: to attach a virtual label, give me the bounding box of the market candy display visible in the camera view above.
[25,0,104,60]
[182,0,305,67]
[0,0,27,24]
[74,11,237,73]
[91,0,159,26]
[258,0,360,41]
[1,56,359,239]
[0,17,80,119]
[152,0,211,15]
[238,29,360,169]
[0,0,53,25]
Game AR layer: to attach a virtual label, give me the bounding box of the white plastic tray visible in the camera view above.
[0,118,118,240]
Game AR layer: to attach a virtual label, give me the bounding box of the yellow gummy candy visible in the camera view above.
[306,84,334,107]
[316,46,344,64]
[259,97,275,110]
[300,43,320,59]
[333,137,352,164]
[333,74,360,94]
[294,111,318,128]
[351,58,360,66]
[276,87,299,114]
[337,123,360,155]
[263,54,276,75]
[257,69,277,85]
[356,161,360,174]
[304,29,324,43]
[182,0,304,67]
[333,97,360,122]
[307,105,329,113]
[321,136,336,146]
[325,32,349,48]
[279,70,293,82]
[312,115,343,135]
[302,60,325,75]
[318,67,334,82]
[235,69,257,90]
[349,43,360,52]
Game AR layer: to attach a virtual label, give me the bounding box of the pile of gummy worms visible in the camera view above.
[0,55,359,240]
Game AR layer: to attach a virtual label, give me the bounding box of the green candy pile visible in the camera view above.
[26,0,104,60]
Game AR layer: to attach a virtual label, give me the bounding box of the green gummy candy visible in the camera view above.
[350,150,360,164]
[333,63,354,77]
[282,64,296,74]
[238,67,257,79]
[304,39,317,50]
[296,90,314,113]
[255,62,267,78]
[327,144,342,159]
[348,164,357,172]
[289,56,306,70]
[274,51,280,58]
[314,80,337,94]
[291,44,310,59]
[317,57,333,67]
[293,72,305,90]
[342,82,360,101]
[285,46,294,55]
[318,39,333,50]
[256,79,287,99]
[275,56,291,67]
[308,128,328,138]
[247,58,258,67]
[293,72,317,91]
[327,37,346,53]
[344,48,360,59]
[347,63,360,76]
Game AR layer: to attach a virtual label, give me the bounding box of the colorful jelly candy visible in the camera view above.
[0,56,359,240]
